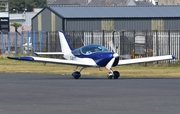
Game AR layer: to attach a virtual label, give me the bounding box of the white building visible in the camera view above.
[10,8,42,32]
[134,0,158,5]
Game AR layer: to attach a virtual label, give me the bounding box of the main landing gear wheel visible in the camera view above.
[72,71,81,79]
[107,71,120,79]
[113,71,120,79]
[71,67,86,79]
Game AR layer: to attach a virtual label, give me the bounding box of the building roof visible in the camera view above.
[46,5,180,18]
[48,0,88,5]
[47,0,148,6]
[134,1,154,6]
[88,0,129,6]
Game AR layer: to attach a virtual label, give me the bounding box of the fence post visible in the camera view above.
[14,32,17,56]
[91,31,93,44]
[145,30,148,66]
[26,31,29,55]
[156,30,159,56]
[168,30,170,65]
[40,31,42,52]
[112,30,115,43]
[133,30,135,58]
[102,30,105,46]
[72,31,75,48]
[155,30,159,64]
[20,31,23,53]
[122,31,125,55]
[145,30,148,57]
[46,31,48,52]
[1,32,4,55]
[8,32,10,54]
[54,31,57,52]
[82,30,84,46]
[179,31,180,61]
[33,30,36,53]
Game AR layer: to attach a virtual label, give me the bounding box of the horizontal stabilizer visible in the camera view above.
[118,55,175,65]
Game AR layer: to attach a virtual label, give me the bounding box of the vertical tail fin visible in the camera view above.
[59,31,74,53]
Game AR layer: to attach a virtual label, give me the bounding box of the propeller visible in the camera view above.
[105,53,119,71]
[108,38,131,59]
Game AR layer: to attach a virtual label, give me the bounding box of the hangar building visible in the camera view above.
[32,5,180,31]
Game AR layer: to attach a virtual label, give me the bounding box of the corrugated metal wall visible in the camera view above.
[41,8,51,31]
[151,19,164,30]
[65,18,180,31]
[164,19,180,30]
[55,15,63,31]
[38,13,42,31]
[114,19,152,31]
[66,18,148,31]
[33,8,63,31]
[101,19,114,31]
[32,8,52,31]
[32,16,38,31]
[65,19,102,31]
[32,8,180,31]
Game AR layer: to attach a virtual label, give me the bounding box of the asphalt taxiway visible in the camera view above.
[0,73,180,114]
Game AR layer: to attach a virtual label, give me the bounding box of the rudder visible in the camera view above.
[59,31,74,53]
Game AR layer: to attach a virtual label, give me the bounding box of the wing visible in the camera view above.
[7,56,97,67]
[34,52,64,56]
[118,55,175,65]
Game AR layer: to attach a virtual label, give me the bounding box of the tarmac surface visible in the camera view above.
[0,73,180,114]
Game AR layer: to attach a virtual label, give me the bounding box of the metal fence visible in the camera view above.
[0,30,179,63]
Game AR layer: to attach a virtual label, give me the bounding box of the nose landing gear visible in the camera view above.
[107,71,120,79]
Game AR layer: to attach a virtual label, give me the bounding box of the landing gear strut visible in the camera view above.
[72,67,86,79]
[107,70,120,79]
[72,71,81,79]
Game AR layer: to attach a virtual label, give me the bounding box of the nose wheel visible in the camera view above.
[107,71,120,79]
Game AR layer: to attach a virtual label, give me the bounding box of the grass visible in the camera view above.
[0,55,180,78]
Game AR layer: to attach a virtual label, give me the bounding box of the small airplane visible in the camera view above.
[22,37,32,53]
[8,31,175,79]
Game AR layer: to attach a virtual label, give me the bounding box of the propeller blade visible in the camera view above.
[108,38,116,52]
[105,57,115,70]
[105,53,119,70]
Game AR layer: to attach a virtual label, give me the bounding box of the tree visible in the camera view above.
[0,1,7,12]
[10,22,22,35]
[9,0,46,13]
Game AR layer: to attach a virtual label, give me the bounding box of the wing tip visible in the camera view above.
[172,55,176,59]
[7,56,34,61]
[34,52,39,56]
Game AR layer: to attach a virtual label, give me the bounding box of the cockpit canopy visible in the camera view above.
[81,44,110,55]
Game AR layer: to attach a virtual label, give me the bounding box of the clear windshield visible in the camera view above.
[81,44,110,55]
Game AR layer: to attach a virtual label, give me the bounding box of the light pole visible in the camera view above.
[22,9,27,17]
[22,8,27,31]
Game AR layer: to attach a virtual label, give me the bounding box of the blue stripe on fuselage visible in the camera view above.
[93,52,113,66]
[73,51,116,67]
